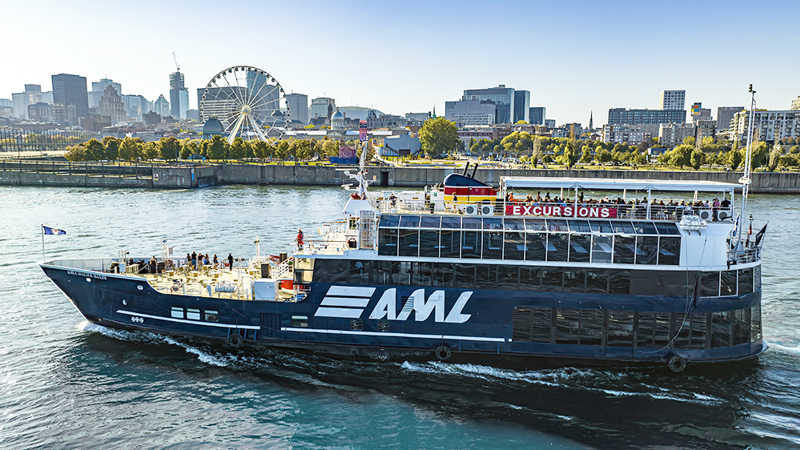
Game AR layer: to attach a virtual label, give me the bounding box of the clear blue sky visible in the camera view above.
[3,0,799,125]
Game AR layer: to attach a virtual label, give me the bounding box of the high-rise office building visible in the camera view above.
[12,84,43,119]
[444,100,497,127]
[169,71,189,119]
[89,78,122,108]
[285,93,309,124]
[463,85,515,124]
[659,90,686,111]
[311,97,336,120]
[513,90,530,123]
[155,94,170,118]
[529,107,546,125]
[52,74,89,126]
[98,85,126,125]
[716,106,744,131]
[608,108,686,125]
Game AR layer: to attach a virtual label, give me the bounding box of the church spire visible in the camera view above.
[589,111,593,131]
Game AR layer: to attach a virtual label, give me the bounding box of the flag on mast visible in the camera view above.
[43,226,67,235]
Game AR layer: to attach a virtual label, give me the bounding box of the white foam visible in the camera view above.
[769,342,800,356]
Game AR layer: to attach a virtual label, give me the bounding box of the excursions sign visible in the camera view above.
[505,204,618,218]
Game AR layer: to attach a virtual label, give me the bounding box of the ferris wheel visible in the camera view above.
[199,66,288,144]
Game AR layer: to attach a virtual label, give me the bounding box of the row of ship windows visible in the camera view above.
[379,216,682,235]
[378,228,682,265]
[309,259,760,297]
[171,307,218,322]
[512,305,762,349]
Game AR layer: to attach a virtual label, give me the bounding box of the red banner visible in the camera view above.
[339,145,355,159]
[359,120,368,141]
[505,204,618,218]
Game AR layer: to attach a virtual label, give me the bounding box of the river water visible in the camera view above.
[1,185,798,449]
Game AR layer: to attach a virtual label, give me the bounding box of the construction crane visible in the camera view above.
[172,52,180,72]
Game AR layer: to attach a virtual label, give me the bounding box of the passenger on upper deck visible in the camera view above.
[213,254,219,268]
[297,229,304,250]
[227,253,234,271]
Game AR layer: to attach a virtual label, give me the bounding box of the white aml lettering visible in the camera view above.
[367,289,472,323]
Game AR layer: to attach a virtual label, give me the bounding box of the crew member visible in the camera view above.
[297,229,304,250]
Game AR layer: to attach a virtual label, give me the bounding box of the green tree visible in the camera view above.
[749,141,769,171]
[85,138,105,161]
[790,145,799,154]
[682,136,696,146]
[667,144,693,168]
[579,145,592,164]
[118,137,141,162]
[64,144,87,161]
[159,137,181,161]
[293,139,312,160]
[726,148,743,171]
[322,139,339,157]
[252,140,268,160]
[419,117,459,158]
[596,149,612,165]
[229,137,247,159]
[208,135,227,160]
[103,137,121,160]
[767,144,781,172]
[275,140,290,160]
[531,137,542,168]
[304,124,315,129]
[143,142,159,161]
[690,149,706,170]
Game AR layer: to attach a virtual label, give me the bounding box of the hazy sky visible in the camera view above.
[3,0,799,124]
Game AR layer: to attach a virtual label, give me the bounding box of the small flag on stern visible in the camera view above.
[43,225,66,235]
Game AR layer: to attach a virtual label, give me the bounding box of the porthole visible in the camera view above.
[137,285,144,291]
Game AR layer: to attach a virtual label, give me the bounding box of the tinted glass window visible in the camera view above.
[312,259,349,283]
[440,216,461,229]
[711,311,732,348]
[399,215,420,228]
[569,234,590,263]
[525,233,547,261]
[541,268,563,291]
[461,231,481,259]
[349,260,372,285]
[398,229,419,257]
[439,230,461,258]
[589,220,613,233]
[609,270,630,294]
[591,235,613,263]
[419,216,441,229]
[568,220,591,233]
[636,236,659,265]
[739,268,754,295]
[634,221,658,235]
[580,310,603,346]
[455,264,476,286]
[418,230,440,258]
[374,260,392,285]
[503,232,525,260]
[392,261,412,285]
[563,268,586,292]
[380,214,400,228]
[637,312,672,348]
[520,267,541,288]
[461,217,482,230]
[482,231,503,259]
[433,263,454,287]
[548,219,569,232]
[504,218,525,230]
[547,233,569,262]
[607,311,634,347]
[614,236,635,264]
[658,237,681,265]
[556,309,580,345]
[701,272,720,297]
[655,222,680,235]
[412,262,433,286]
[612,221,635,234]
[525,219,547,232]
[586,269,608,293]
[378,228,398,256]
[497,266,519,290]
[755,265,761,291]
[482,217,503,230]
[721,270,737,296]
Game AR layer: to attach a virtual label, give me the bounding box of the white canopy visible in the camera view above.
[500,176,740,193]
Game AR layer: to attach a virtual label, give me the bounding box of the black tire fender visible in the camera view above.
[227,333,244,349]
[434,345,452,361]
[667,355,687,373]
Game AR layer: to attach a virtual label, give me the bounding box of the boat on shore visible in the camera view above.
[40,144,768,372]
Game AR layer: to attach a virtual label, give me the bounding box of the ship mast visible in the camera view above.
[737,85,757,245]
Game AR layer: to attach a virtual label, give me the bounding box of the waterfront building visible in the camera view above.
[405,112,431,127]
[608,108,686,126]
[155,95,170,118]
[169,71,189,119]
[529,107,546,125]
[791,96,800,111]
[366,111,406,129]
[186,109,200,121]
[603,124,655,146]
[143,111,161,125]
[445,100,496,127]
[89,78,122,108]
[286,93,309,124]
[27,102,53,122]
[463,85,515,124]
[659,90,686,111]
[331,108,345,131]
[658,122,696,147]
[717,106,744,132]
[51,73,89,126]
[12,84,44,120]
[311,97,336,120]
[513,90,530,123]
[98,85,126,125]
[696,119,716,143]
[730,109,800,143]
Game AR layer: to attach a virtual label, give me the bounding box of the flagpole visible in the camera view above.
[41,224,45,261]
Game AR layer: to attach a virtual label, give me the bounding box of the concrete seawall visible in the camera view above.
[2,162,800,193]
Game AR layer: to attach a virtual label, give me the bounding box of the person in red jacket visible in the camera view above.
[296,229,304,250]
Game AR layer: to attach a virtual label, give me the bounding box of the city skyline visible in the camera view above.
[2,0,799,125]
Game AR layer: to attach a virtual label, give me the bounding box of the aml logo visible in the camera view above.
[369,289,472,323]
[314,286,377,319]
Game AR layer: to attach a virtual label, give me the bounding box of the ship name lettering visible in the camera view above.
[66,270,107,280]
[369,289,472,323]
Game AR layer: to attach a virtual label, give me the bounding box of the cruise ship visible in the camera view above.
[40,152,767,372]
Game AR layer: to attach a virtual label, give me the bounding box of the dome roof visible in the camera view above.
[203,117,224,133]
[331,107,344,120]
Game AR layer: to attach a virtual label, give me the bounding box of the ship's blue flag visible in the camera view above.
[43,225,66,235]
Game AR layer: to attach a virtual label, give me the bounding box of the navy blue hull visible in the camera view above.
[42,266,765,369]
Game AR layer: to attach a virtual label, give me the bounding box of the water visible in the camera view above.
[1,185,799,449]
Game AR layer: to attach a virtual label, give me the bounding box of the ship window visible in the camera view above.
[204,310,218,322]
[374,261,392,285]
[636,312,671,348]
[520,267,541,289]
[432,263,454,288]
[461,231,481,258]
[474,265,494,289]
[503,232,525,260]
[294,258,314,284]
[721,270,737,296]
[609,270,631,295]
[580,310,603,346]
[482,217,503,230]
[398,229,419,257]
[547,233,569,262]
[350,319,362,331]
[674,313,708,349]
[419,230,440,258]
[440,216,461,229]
[541,268,563,291]
[525,219,547,232]
[548,219,569,232]
[186,308,201,320]
[657,237,681,265]
[512,307,534,342]
[380,214,400,228]
[589,220,613,233]
[313,259,348,284]
[751,304,762,342]
[733,308,751,345]
[398,215,420,228]
[591,235,613,263]
[291,315,308,328]
[412,262,433,286]
[614,236,635,264]
[455,264,476,287]
[461,217,482,230]
[377,320,390,332]
[568,220,591,233]
[586,269,608,293]
[497,266,519,290]
[171,306,184,319]
[754,265,761,291]
[569,234,590,263]
[439,230,461,258]
[711,312,733,348]
[392,261,412,285]
[655,222,681,235]
[701,272,720,297]
[482,231,503,259]
[378,229,398,256]
[607,311,634,347]
[635,236,658,265]
[739,268,754,295]
[533,307,554,343]
[503,218,525,231]
[555,309,580,344]
[613,221,636,234]
[419,216,441,229]
[349,260,372,285]
[633,221,658,235]
[525,233,547,261]
[563,268,586,292]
